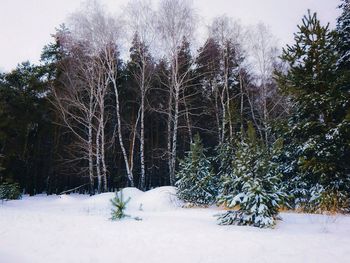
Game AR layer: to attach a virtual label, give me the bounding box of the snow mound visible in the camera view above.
[117,187,144,200]
[84,192,115,205]
[82,189,142,215]
[56,194,78,203]
[63,186,181,214]
[84,188,143,205]
[132,186,182,212]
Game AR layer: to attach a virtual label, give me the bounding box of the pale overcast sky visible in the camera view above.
[0,0,341,72]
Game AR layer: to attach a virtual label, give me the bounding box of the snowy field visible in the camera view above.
[1,187,350,263]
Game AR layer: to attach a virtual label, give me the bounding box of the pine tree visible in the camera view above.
[110,190,131,220]
[0,62,55,195]
[175,134,217,206]
[335,1,350,179]
[217,124,286,228]
[276,10,350,212]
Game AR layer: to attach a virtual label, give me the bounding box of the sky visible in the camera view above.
[0,0,341,72]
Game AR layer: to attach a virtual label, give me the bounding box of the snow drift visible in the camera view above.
[1,187,350,263]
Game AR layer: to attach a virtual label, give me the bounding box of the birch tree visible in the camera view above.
[68,1,120,191]
[124,0,156,189]
[247,23,279,145]
[52,1,133,191]
[157,0,196,185]
[50,27,97,194]
[209,16,245,143]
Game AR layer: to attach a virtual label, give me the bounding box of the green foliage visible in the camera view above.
[337,0,350,71]
[110,190,131,220]
[214,140,235,196]
[295,184,349,214]
[0,62,55,195]
[0,182,22,201]
[217,128,287,228]
[276,10,350,212]
[176,134,217,206]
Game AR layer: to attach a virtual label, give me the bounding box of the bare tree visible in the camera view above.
[124,0,156,189]
[52,0,137,191]
[50,29,98,194]
[70,1,147,188]
[209,16,245,143]
[157,0,197,185]
[247,23,279,145]
[68,1,118,191]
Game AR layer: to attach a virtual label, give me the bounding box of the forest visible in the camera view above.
[0,0,349,219]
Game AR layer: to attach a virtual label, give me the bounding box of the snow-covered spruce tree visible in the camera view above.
[217,123,287,228]
[175,134,217,206]
[276,10,350,212]
[328,0,350,212]
[110,190,131,220]
[215,140,235,179]
[215,140,235,204]
[271,123,309,210]
[337,0,350,70]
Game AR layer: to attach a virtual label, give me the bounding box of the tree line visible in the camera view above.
[0,0,349,215]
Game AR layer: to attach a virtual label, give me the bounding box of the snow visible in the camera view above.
[134,186,182,212]
[1,186,350,263]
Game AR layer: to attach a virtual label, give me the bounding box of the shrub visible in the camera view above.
[0,182,22,201]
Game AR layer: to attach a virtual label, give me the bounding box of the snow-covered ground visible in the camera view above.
[1,187,350,263]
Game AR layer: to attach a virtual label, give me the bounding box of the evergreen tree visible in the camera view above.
[336,0,350,172]
[337,0,350,70]
[175,134,217,206]
[194,38,223,146]
[0,62,55,195]
[195,32,249,145]
[217,124,286,228]
[0,182,21,201]
[215,140,235,181]
[110,190,131,220]
[276,10,350,212]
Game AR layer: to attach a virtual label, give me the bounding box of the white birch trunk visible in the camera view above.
[96,122,102,193]
[111,77,135,187]
[140,62,146,190]
[239,73,244,141]
[167,82,174,185]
